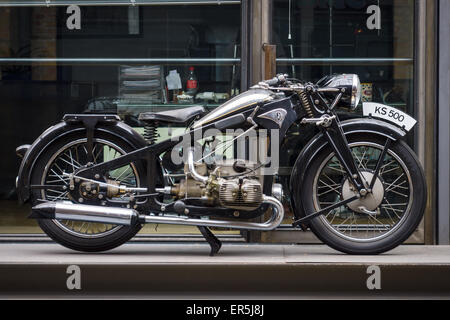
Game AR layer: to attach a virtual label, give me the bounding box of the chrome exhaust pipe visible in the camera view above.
[31,202,139,226]
[141,195,284,231]
[31,195,284,231]
[187,148,208,184]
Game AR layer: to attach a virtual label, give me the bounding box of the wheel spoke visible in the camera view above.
[314,141,412,241]
[382,197,404,220]
[41,138,140,238]
[57,155,80,170]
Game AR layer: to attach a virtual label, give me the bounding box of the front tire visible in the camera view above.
[30,130,145,252]
[301,133,426,255]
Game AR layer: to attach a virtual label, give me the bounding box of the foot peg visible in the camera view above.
[301,115,336,127]
[197,226,222,256]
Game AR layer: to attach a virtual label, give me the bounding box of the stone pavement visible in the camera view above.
[1,243,449,298]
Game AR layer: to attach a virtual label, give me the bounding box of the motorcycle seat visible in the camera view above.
[138,105,205,124]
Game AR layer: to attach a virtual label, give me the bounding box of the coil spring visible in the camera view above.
[143,121,159,145]
[300,92,314,118]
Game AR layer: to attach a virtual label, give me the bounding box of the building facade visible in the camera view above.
[0,0,447,244]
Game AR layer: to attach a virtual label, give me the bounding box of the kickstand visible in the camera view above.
[198,226,222,256]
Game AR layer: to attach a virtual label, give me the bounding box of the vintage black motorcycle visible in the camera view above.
[15,73,426,255]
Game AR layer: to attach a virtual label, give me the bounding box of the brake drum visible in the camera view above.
[342,171,384,213]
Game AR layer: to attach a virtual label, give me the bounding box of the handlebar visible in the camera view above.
[252,74,304,92]
[264,74,288,87]
[265,77,280,86]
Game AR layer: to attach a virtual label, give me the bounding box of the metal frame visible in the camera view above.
[0,58,239,64]
[437,0,450,245]
[69,113,276,220]
[240,0,250,91]
[277,58,413,64]
[414,0,438,245]
[0,0,241,6]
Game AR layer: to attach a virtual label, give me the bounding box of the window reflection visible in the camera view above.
[273,0,416,226]
[0,3,241,233]
[273,0,414,115]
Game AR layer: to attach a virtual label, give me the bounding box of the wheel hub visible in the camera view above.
[79,181,100,199]
[342,171,384,213]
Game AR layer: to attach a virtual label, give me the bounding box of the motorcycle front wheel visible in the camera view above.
[301,133,426,255]
[30,131,146,252]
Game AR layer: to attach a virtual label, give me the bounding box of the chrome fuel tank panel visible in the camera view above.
[193,89,274,129]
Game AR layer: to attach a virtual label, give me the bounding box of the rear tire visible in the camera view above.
[301,133,426,255]
[31,130,145,252]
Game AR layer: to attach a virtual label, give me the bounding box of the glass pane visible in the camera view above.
[272,0,415,227]
[0,3,242,234]
[273,0,414,114]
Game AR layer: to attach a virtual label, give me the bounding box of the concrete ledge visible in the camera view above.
[1,243,450,298]
[0,233,246,243]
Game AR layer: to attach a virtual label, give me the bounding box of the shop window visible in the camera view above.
[0,2,242,234]
[273,0,414,115]
[272,0,415,228]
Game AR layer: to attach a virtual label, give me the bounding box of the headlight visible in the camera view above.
[351,74,362,110]
[318,73,362,110]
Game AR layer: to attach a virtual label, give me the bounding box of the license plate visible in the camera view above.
[362,102,417,132]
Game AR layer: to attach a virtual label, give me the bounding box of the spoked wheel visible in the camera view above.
[301,133,426,255]
[31,132,145,252]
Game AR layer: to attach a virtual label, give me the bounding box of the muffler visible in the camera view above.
[31,195,284,231]
[141,195,284,231]
[31,202,139,226]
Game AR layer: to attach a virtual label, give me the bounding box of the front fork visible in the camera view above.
[321,115,368,195]
[293,114,369,226]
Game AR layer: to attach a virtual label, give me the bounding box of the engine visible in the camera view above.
[169,159,264,211]
[218,177,262,210]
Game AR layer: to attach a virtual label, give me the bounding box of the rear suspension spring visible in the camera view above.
[143,121,159,145]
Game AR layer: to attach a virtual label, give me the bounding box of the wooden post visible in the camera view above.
[247,0,272,243]
[263,44,277,80]
[250,0,271,86]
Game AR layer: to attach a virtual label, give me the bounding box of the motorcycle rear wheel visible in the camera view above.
[30,131,146,252]
[301,133,426,255]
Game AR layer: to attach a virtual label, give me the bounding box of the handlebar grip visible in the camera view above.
[265,77,279,86]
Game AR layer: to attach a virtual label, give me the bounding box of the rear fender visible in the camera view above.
[289,117,407,223]
[16,115,147,204]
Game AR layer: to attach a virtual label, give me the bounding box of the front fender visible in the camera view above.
[289,117,408,222]
[16,115,147,204]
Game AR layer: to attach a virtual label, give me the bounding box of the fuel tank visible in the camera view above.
[193,88,274,129]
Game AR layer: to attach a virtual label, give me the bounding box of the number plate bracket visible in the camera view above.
[362,102,417,132]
